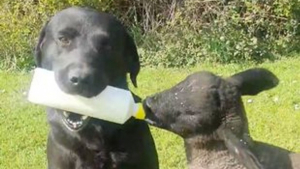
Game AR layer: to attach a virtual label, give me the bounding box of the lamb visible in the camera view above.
[143,68,300,169]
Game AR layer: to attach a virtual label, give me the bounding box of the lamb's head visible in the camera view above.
[143,68,279,140]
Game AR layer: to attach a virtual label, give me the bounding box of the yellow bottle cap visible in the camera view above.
[134,103,146,120]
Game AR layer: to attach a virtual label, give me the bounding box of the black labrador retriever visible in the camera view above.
[34,7,158,169]
[143,68,300,169]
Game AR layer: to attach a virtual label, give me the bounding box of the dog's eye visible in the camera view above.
[58,37,71,46]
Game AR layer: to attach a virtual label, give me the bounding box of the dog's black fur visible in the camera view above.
[143,68,300,169]
[35,7,158,169]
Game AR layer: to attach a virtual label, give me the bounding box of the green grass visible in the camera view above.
[1,57,300,169]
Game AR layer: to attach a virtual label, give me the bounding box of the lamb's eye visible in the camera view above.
[58,37,71,46]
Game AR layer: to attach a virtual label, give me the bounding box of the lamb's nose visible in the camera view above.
[145,98,152,109]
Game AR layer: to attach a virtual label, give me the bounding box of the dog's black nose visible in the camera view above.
[70,76,80,85]
[68,68,90,86]
[69,74,90,87]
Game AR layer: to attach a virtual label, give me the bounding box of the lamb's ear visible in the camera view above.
[227,68,279,96]
[124,31,140,88]
[34,21,49,67]
[217,128,265,169]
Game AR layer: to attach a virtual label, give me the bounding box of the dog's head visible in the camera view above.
[143,68,279,138]
[35,7,140,131]
[35,7,140,98]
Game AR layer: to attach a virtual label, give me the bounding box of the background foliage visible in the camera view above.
[1,0,300,70]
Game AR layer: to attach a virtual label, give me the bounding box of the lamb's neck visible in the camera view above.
[184,136,246,169]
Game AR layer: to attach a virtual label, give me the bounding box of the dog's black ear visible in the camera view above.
[227,68,279,96]
[124,31,140,88]
[34,21,49,67]
[218,128,265,169]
